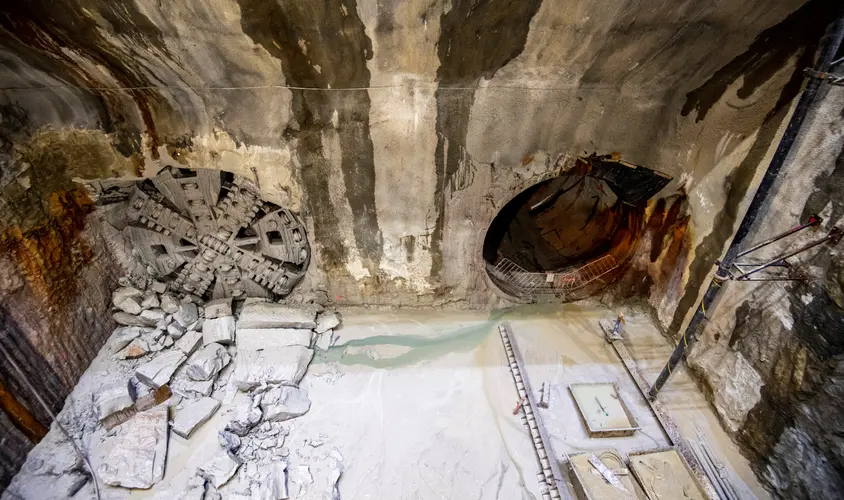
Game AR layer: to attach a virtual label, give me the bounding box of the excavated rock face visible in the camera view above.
[688,86,844,499]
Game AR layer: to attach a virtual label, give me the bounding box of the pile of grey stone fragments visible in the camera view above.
[96,279,342,499]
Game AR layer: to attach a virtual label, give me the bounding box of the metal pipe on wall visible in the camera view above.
[648,12,844,398]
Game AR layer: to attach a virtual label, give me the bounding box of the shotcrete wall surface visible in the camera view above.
[0,0,842,496]
[0,0,822,314]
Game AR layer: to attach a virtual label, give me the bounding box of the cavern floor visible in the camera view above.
[5,304,767,500]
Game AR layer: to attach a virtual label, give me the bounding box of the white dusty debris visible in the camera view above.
[97,404,169,489]
[94,380,134,421]
[238,302,317,329]
[203,315,236,345]
[232,347,314,390]
[205,297,233,319]
[236,327,312,351]
[172,396,221,438]
[186,342,232,381]
[136,350,187,388]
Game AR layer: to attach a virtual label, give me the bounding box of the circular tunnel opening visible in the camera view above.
[483,155,671,299]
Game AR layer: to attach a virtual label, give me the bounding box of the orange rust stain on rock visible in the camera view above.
[520,154,535,167]
[0,377,47,443]
[0,189,95,310]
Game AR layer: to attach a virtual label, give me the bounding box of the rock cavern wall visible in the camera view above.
[0,0,841,494]
[0,0,826,313]
[688,84,844,499]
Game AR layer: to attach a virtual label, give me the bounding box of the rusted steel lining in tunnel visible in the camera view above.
[649,12,844,397]
[483,155,670,301]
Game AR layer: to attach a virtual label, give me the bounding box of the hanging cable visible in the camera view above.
[0,341,101,500]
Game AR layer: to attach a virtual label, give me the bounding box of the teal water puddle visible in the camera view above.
[314,309,517,369]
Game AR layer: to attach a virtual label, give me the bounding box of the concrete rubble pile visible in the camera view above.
[3,277,345,500]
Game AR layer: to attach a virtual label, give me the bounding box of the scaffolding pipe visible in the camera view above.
[648,13,844,398]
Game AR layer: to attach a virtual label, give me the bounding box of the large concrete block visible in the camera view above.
[94,381,134,421]
[114,312,157,327]
[203,316,236,345]
[236,328,312,351]
[175,330,203,356]
[97,404,168,489]
[237,303,317,329]
[174,302,199,327]
[205,297,233,319]
[232,347,314,390]
[315,311,341,334]
[186,343,231,381]
[198,450,241,488]
[172,397,220,438]
[136,350,187,388]
[260,385,311,422]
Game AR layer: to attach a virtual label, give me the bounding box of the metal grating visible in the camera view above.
[488,255,619,298]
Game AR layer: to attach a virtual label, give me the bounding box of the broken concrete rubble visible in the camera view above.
[116,295,143,315]
[114,311,158,327]
[252,461,288,500]
[219,430,242,452]
[140,308,167,323]
[141,292,160,309]
[238,302,317,329]
[226,395,263,436]
[110,326,145,353]
[186,343,231,381]
[315,329,332,351]
[198,450,242,488]
[160,293,179,313]
[97,404,168,489]
[205,297,233,319]
[172,397,221,438]
[151,280,167,294]
[175,302,199,327]
[94,381,134,421]
[175,330,204,356]
[136,350,187,388]
[203,316,236,345]
[171,366,215,398]
[232,347,314,390]
[168,322,186,339]
[113,286,144,314]
[236,327,312,351]
[315,311,341,334]
[118,337,151,359]
[260,385,311,422]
